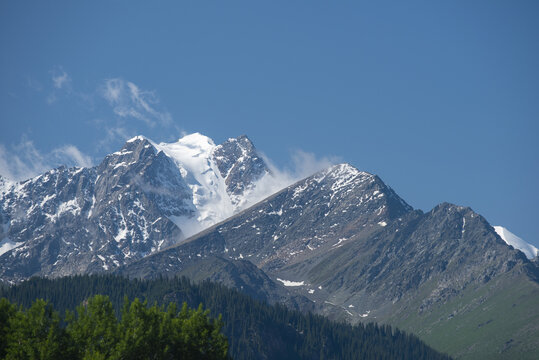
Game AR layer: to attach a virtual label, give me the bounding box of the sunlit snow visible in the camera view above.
[152,133,235,236]
[276,278,305,287]
[494,226,538,259]
[0,238,23,256]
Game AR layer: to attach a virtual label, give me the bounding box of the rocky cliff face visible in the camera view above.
[212,135,269,207]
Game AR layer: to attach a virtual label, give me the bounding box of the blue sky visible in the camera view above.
[1,1,538,246]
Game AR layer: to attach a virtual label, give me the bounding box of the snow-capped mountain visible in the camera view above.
[494,226,538,259]
[1,131,538,358]
[0,133,271,282]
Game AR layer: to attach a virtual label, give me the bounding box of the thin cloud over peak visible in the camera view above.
[0,137,93,181]
[100,78,172,128]
[238,149,341,210]
[52,145,93,168]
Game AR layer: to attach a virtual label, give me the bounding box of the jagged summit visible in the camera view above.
[213,134,270,206]
[126,135,148,143]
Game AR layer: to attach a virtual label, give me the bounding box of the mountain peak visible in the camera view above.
[174,132,216,149]
[126,135,147,143]
[212,135,269,204]
[432,202,471,213]
[326,163,371,177]
[118,135,155,156]
[226,134,254,146]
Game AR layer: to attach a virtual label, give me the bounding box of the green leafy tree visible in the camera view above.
[112,297,166,360]
[4,299,70,359]
[0,298,16,358]
[112,299,228,360]
[168,303,228,360]
[66,295,118,360]
[0,294,230,360]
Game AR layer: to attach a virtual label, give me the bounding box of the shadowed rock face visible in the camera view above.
[0,135,270,283]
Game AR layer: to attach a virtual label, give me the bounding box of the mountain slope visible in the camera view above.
[120,165,539,359]
[120,163,413,277]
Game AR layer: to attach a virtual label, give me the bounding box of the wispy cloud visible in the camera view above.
[52,145,93,168]
[100,78,172,128]
[26,76,43,92]
[37,71,181,149]
[287,150,340,180]
[240,150,341,209]
[0,137,93,181]
[0,139,47,181]
[46,67,73,104]
[51,69,71,89]
[96,125,134,151]
[46,93,57,104]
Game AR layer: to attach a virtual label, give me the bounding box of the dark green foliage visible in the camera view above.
[0,298,16,358]
[0,293,228,360]
[112,300,227,360]
[66,295,119,359]
[3,299,72,359]
[1,275,451,360]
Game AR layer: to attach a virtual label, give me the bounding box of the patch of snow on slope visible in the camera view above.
[276,278,305,287]
[494,226,538,259]
[46,199,81,222]
[0,238,23,256]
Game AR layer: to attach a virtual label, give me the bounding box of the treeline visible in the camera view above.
[0,275,452,360]
[0,295,228,359]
